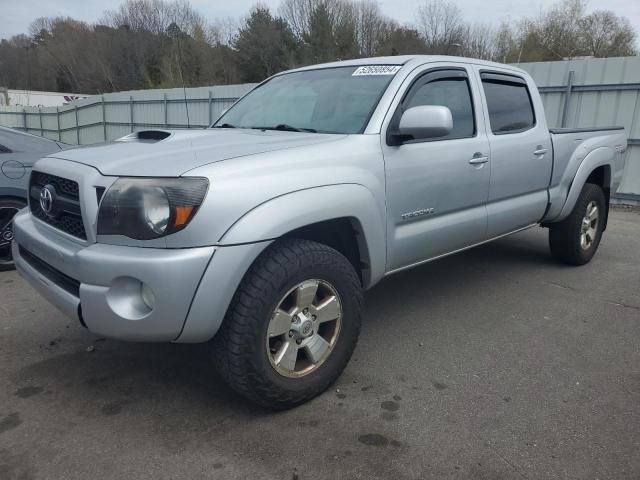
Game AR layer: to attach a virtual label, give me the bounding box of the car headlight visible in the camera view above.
[97,177,208,240]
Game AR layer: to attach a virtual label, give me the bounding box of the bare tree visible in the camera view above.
[488,0,636,62]
[416,0,465,53]
[461,23,497,60]
[102,0,204,36]
[209,17,239,46]
[279,0,352,38]
[579,11,636,58]
[375,23,427,56]
[534,0,585,59]
[493,21,519,63]
[28,17,95,92]
[353,0,390,56]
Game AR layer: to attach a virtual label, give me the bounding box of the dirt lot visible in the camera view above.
[1,208,639,480]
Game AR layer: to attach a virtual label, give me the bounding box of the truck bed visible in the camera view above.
[544,125,627,222]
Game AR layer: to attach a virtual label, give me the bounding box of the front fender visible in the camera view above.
[219,184,387,287]
[547,146,615,223]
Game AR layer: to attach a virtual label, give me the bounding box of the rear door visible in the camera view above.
[382,64,491,271]
[475,69,553,237]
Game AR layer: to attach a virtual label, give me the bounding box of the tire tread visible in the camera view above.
[549,183,606,265]
[212,238,363,410]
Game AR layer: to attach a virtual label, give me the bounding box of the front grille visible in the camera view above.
[30,172,86,240]
[19,246,80,297]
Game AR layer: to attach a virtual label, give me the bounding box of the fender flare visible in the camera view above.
[219,184,387,287]
[552,147,614,223]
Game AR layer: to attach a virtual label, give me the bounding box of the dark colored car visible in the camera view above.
[0,126,68,270]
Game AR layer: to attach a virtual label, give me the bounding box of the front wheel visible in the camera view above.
[212,239,363,410]
[0,198,27,272]
[548,183,606,265]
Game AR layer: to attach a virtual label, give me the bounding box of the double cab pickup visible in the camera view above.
[12,56,627,409]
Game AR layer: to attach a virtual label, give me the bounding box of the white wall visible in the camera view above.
[6,90,89,107]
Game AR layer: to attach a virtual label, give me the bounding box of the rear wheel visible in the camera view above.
[549,183,606,265]
[0,198,26,272]
[212,239,363,410]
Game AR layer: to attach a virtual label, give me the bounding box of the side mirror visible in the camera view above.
[391,105,453,144]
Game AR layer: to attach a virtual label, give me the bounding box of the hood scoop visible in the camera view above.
[117,130,172,143]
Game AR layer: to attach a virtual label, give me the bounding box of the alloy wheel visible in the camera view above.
[266,279,342,378]
[580,201,599,250]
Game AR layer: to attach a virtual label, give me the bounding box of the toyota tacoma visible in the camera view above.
[12,56,627,409]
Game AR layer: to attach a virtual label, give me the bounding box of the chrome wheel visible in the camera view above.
[0,206,19,266]
[266,279,342,378]
[580,201,599,250]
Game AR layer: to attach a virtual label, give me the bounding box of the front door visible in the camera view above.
[382,65,491,272]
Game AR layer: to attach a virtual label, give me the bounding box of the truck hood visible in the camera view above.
[47,129,345,177]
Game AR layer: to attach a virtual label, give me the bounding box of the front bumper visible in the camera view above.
[12,209,215,341]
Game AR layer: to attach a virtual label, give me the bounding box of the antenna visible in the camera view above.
[173,27,190,129]
[25,44,32,107]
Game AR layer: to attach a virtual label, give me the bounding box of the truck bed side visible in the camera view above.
[543,126,627,223]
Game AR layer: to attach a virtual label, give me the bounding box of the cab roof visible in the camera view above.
[287,55,528,76]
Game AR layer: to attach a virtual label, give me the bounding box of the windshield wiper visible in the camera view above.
[213,123,237,128]
[254,124,317,133]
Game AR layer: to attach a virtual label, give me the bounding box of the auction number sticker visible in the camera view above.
[352,65,402,76]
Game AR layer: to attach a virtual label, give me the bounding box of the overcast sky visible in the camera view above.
[1,0,639,40]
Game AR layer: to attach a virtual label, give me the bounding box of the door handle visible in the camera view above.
[469,156,489,165]
[534,148,548,156]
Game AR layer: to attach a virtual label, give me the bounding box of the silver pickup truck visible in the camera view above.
[12,56,627,409]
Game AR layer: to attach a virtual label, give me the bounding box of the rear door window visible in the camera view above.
[481,73,535,134]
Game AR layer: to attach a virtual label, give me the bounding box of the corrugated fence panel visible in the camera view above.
[59,129,77,145]
[80,125,106,145]
[619,148,640,195]
[541,92,564,127]
[41,111,58,139]
[103,125,131,143]
[0,105,23,129]
[133,101,165,128]
[0,83,255,145]
[59,107,77,132]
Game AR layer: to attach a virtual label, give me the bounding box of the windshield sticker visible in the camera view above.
[352,65,402,76]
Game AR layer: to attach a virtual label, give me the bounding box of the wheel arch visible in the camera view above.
[0,187,29,203]
[553,147,615,224]
[218,184,386,288]
[585,164,611,230]
[281,217,369,287]
[0,194,27,270]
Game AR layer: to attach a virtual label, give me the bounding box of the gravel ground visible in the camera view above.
[1,208,639,480]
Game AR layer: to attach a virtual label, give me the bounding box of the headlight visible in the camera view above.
[142,186,170,235]
[97,177,208,240]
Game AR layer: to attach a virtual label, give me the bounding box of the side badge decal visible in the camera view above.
[401,208,435,221]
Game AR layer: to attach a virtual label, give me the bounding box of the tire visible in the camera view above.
[212,239,363,410]
[548,183,606,266]
[0,198,27,272]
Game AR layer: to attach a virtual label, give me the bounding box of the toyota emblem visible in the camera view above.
[39,185,55,215]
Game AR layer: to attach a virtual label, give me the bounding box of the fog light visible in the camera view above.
[141,283,156,310]
[105,277,153,320]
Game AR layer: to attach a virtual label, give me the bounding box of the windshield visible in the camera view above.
[213,66,401,134]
